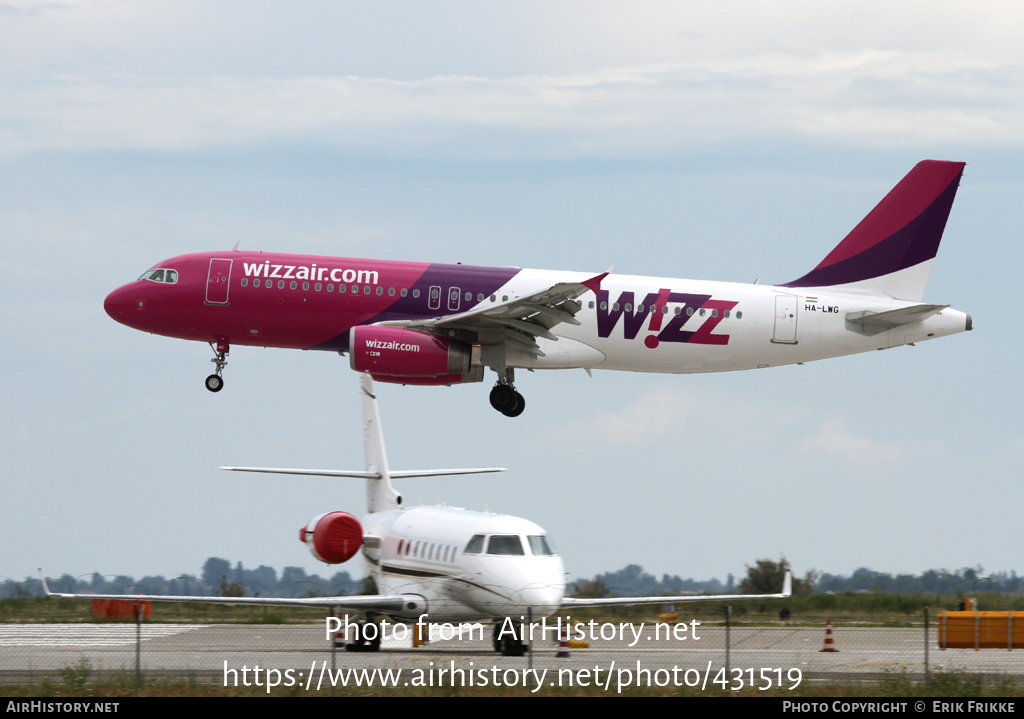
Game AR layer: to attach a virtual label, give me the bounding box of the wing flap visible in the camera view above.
[378,271,607,359]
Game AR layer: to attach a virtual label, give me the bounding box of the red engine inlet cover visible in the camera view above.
[349,326,471,377]
[303,511,363,564]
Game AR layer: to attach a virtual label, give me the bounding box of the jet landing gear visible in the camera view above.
[489,369,525,418]
[344,619,382,652]
[492,623,527,657]
[205,341,229,393]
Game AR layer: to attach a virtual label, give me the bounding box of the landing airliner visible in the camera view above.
[104,161,971,416]
[44,374,791,656]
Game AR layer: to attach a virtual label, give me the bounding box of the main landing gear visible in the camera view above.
[344,620,383,652]
[489,370,525,417]
[205,341,229,393]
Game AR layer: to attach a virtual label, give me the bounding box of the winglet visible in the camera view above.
[782,570,792,598]
[581,271,610,296]
[39,568,52,597]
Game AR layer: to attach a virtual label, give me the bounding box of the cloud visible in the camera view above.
[793,417,900,464]
[577,387,700,445]
[2,48,1023,160]
[574,385,788,447]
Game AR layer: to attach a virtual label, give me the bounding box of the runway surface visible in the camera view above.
[3,622,1023,691]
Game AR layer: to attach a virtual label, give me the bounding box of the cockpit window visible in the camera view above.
[487,535,524,556]
[138,268,178,284]
[464,534,485,555]
[528,535,555,556]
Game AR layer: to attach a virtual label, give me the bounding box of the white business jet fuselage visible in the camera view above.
[44,374,789,655]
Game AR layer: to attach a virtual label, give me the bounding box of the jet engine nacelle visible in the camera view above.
[349,326,482,385]
[300,511,363,564]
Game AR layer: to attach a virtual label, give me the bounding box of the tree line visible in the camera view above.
[4,557,1020,599]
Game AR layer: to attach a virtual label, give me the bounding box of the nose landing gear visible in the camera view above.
[205,341,229,393]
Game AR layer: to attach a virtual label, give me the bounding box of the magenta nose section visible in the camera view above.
[104,284,137,325]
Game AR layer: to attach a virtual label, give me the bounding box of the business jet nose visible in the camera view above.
[518,584,563,616]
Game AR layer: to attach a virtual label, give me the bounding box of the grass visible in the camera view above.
[1,664,1021,697]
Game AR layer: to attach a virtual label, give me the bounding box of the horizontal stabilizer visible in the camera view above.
[221,466,504,479]
[845,304,948,336]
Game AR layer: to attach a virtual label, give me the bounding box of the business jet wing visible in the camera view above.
[562,571,792,607]
[382,271,608,357]
[40,572,417,613]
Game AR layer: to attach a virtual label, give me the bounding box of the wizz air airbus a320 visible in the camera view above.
[105,161,972,416]
[45,373,792,656]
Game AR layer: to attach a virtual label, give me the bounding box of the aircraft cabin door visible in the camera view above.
[772,294,798,344]
[206,258,233,306]
[427,285,442,310]
[448,286,461,312]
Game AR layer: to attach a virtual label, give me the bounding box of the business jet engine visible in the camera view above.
[349,325,483,386]
[300,511,363,564]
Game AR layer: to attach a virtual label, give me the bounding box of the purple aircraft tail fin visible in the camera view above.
[782,160,965,301]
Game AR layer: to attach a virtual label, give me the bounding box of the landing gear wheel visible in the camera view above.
[345,622,382,652]
[506,392,525,417]
[501,635,526,657]
[206,341,229,394]
[489,384,516,413]
[492,624,526,656]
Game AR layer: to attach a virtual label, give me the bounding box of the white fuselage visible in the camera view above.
[484,270,969,373]
[360,505,565,623]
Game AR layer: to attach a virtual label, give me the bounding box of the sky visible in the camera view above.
[2,1,1022,593]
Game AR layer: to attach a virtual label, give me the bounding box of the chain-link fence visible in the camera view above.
[3,604,1023,695]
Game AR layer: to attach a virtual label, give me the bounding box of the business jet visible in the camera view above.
[104,160,971,416]
[43,374,791,656]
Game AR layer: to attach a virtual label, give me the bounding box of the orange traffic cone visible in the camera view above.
[556,622,571,658]
[819,619,839,652]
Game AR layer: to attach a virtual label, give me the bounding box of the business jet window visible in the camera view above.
[137,269,178,284]
[487,535,524,556]
[528,535,556,556]
[464,534,485,554]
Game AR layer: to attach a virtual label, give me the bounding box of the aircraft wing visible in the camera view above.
[561,571,792,608]
[41,573,417,613]
[381,271,608,357]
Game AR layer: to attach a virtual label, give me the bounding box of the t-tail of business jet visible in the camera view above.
[105,161,970,416]
[43,374,790,656]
